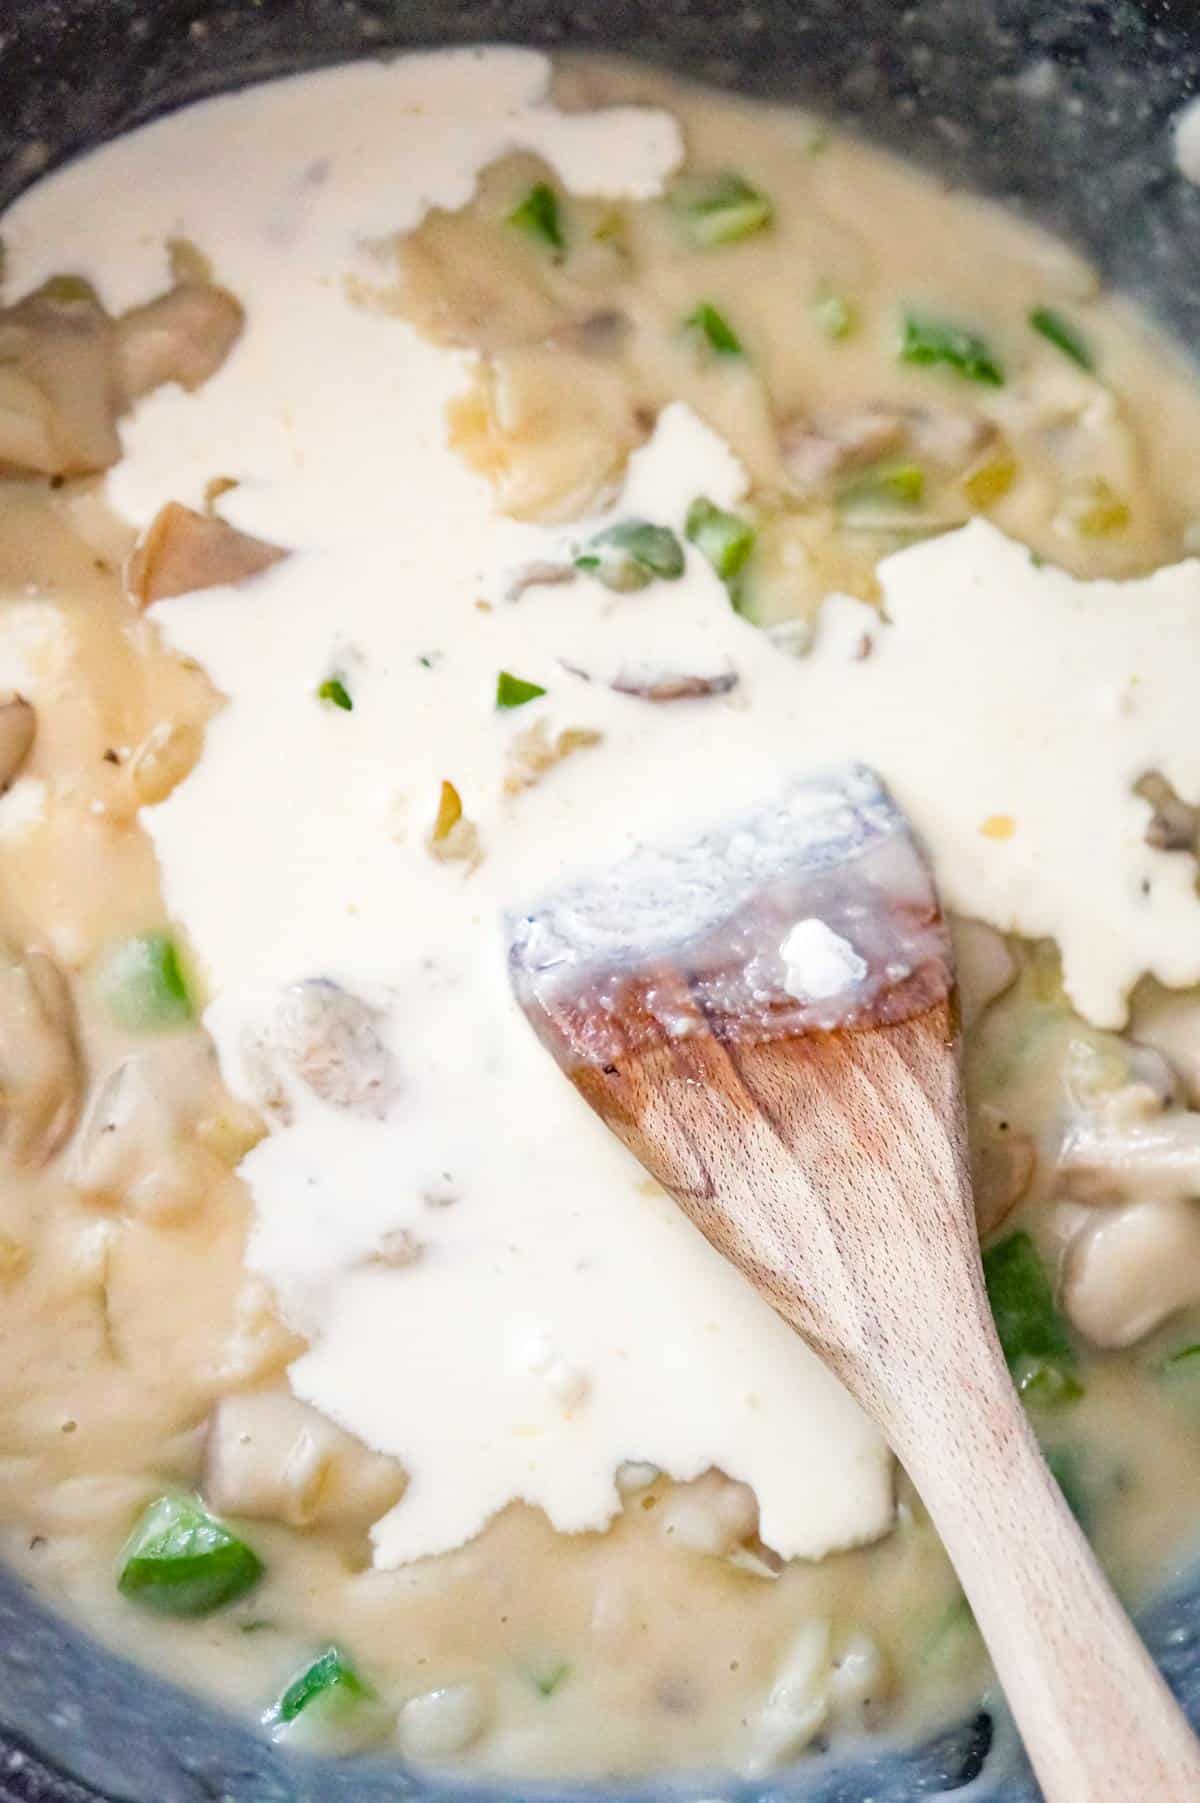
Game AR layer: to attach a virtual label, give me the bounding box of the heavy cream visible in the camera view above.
[6,49,1200,1574]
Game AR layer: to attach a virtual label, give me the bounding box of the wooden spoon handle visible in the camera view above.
[886,1328,1200,1803]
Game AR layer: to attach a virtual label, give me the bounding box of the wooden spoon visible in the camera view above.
[508,762,1200,1802]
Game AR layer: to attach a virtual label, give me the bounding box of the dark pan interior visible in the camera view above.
[1,3,1199,1800]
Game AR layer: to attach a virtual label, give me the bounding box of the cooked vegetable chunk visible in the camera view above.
[901,313,1004,386]
[1030,306,1094,372]
[674,172,773,247]
[118,1493,263,1616]
[268,1645,376,1742]
[983,1231,1081,1406]
[575,520,684,591]
[507,182,565,252]
[684,303,743,356]
[495,670,547,709]
[685,497,756,582]
[127,502,287,607]
[99,932,193,1031]
[318,676,353,711]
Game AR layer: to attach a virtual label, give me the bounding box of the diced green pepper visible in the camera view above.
[272,1646,373,1727]
[507,183,565,253]
[1030,306,1094,372]
[495,670,546,710]
[813,290,857,340]
[901,312,1004,386]
[674,173,773,248]
[840,462,925,509]
[983,1231,1081,1408]
[1162,1342,1200,1374]
[1017,1361,1084,1408]
[685,496,756,582]
[100,932,193,1031]
[317,676,353,711]
[684,303,744,356]
[118,1494,262,1617]
[575,520,685,592]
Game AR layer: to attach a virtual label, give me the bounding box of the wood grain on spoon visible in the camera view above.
[508,763,1200,1803]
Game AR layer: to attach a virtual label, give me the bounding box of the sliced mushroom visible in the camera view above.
[970,1114,1035,1240]
[203,1387,406,1528]
[779,409,905,497]
[610,666,739,702]
[779,404,996,501]
[0,949,82,1167]
[546,308,632,357]
[0,366,59,474]
[1060,1199,1200,1348]
[744,1619,832,1777]
[657,1469,759,1557]
[0,269,244,478]
[0,695,35,795]
[504,559,576,603]
[503,719,601,793]
[1131,985,1200,1108]
[1135,772,1198,854]
[126,502,288,607]
[125,720,204,807]
[115,282,244,403]
[248,978,400,1120]
[0,277,123,474]
[449,347,644,523]
[1057,1109,1200,1205]
[70,1041,220,1221]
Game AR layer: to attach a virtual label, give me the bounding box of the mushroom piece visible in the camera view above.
[1135,771,1198,854]
[203,1388,406,1528]
[657,1469,759,1557]
[504,559,576,602]
[743,1620,833,1777]
[0,949,82,1167]
[779,409,906,497]
[0,277,124,474]
[69,1042,218,1222]
[448,347,645,523]
[1057,1109,1200,1205]
[246,978,400,1120]
[126,502,288,607]
[115,282,244,403]
[970,1114,1036,1240]
[0,695,35,795]
[503,719,602,794]
[0,271,244,478]
[610,666,739,702]
[1131,986,1200,1108]
[1060,1199,1200,1348]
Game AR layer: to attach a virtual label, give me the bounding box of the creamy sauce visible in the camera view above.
[2,45,1200,1782]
